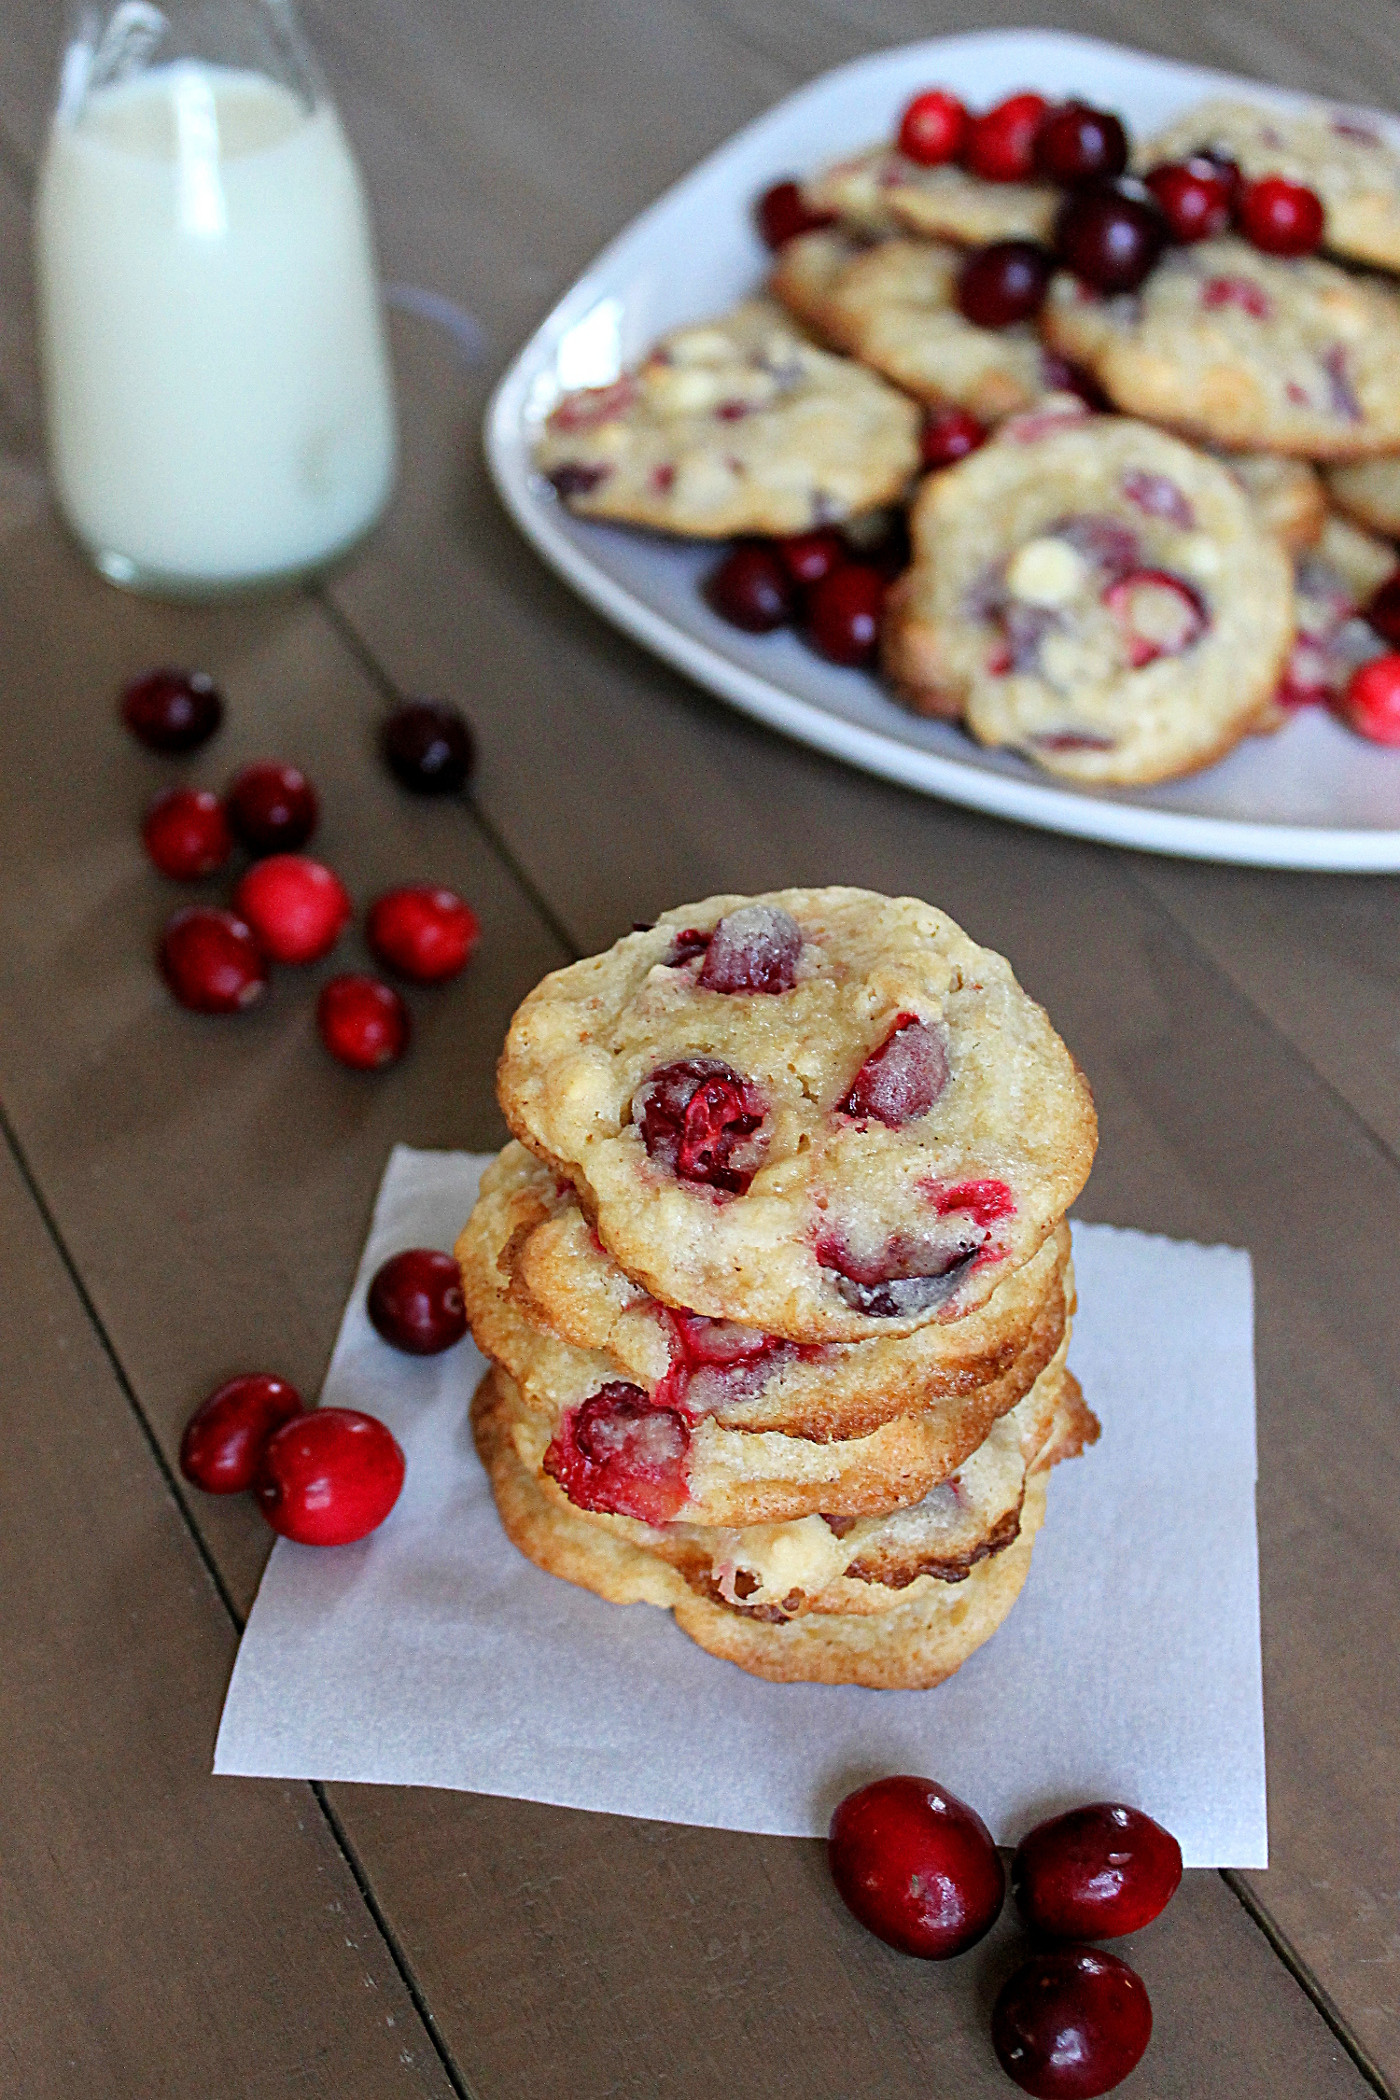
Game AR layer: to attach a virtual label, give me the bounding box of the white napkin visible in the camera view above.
[215,1146,1266,1867]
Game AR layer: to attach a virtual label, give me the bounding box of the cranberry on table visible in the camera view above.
[255,1407,405,1546]
[381,699,476,794]
[755,178,835,250]
[806,563,885,667]
[317,973,411,1069]
[1342,655,1400,744]
[366,884,480,982]
[233,854,351,965]
[957,239,1053,328]
[142,787,233,880]
[225,761,319,855]
[368,1247,468,1355]
[963,92,1048,183]
[159,906,268,1014]
[1143,159,1234,242]
[1364,571,1400,648]
[828,1775,1004,1958]
[993,1948,1153,2098]
[1034,103,1128,187]
[897,88,968,166]
[1237,174,1325,257]
[922,406,988,468]
[120,667,223,753]
[775,528,848,589]
[180,1374,305,1494]
[706,542,795,632]
[1055,183,1166,293]
[1012,1802,1183,1940]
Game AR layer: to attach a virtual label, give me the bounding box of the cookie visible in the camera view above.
[1325,455,1400,537]
[1222,451,1326,551]
[533,300,919,535]
[883,414,1296,784]
[497,888,1096,1342]
[1137,96,1400,273]
[1253,512,1390,730]
[773,232,1053,421]
[1042,238,1400,460]
[804,145,1057,247]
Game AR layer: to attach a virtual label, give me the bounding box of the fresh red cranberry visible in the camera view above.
[1190,147,1242,208]
[1238,174,1325,257]
[1055,184,1166,292]
[706,543,795,632]
[317,974,411,1070]
[159,906,268,1014]
[120,668,223,753]
[921,406,988,468]
[775,528,848,590]
[807,563,885,666]
[699,903,802,993]
[957,240,1053,328]
[255,1408,405,1546]
[381,700,476,794]
[963,93,1048,183]
[367,1247,467,1355]
[828,1776,1004,1958]
[841,1014,948,1124]
[232,854,351,965]
[993,1949,1152,2097]
[1012,1802,1182,1940]
[1104,569,1207,667]
[632,1057,764,1192]
[897,88,968,166]
[1364,572,1400,648]
[142,787,233,880]
[366,884,479,983]
[1035,103,1127,187]
[179,1374,305,1493]
[544,1383,690,1525]
[1144,158,1233,242]
[1343,654,1400,743]
[755,178,835,250]
[225,761,318,855]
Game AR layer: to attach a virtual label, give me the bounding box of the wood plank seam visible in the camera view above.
[0,1094,484,2100]
[1223,1872,1395,2100]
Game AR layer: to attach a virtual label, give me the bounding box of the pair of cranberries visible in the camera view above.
[829,1776,1180,2095]
[144,762,318,880]
[180,1374,405,1546]
[705,530,894,666]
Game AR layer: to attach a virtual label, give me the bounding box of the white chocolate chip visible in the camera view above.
[1005,536,1090,606]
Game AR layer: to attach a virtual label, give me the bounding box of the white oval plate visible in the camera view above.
[486,28,1400,870]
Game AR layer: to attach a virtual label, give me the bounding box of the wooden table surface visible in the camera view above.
[2,2,1399,2094]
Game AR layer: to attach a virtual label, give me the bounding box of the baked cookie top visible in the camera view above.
[804,144,1057,246]
[1220,451,1325,551]
[1042,238,1400,459]
[1137,96,1400,272]
[772,231,1053,420]
[883,414,1295,785]
[1325,455,1400,537]
[533,299,919,536]
[497,887,1096,1341]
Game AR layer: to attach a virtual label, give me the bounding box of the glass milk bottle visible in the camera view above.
[34,0,397,594]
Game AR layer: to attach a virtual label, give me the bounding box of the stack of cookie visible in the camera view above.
[458,887,1099,1688]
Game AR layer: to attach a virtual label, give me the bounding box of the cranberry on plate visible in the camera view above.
[1012,1802,1183,1939]
[367,884,480,982]
[827,1774,1004,1958]
[180,1374,305,1493]
[225,761,319,855]
[1054,183,1167,293]
[755,178,835,249]
[957,240,1053,328]
[706,543,795,632]
[367,1248,468,1355]
[121,667,223,753]
[255,1407,405,1546]
[317,973,412,1069]
[142,787,233,880]
[1143,158,1234,242]
[897,88,968,167]
[993,1948,1153,2098]
[1342,654,1400,743]
[1034,103,1128,187]
[1237,174,1325,257]
[806,563,885,666]
[775,528,848,589]
[233,854,351,965]
[963,92,1048,183]
[159,905,268,1014]
[922,405,987,468]
[381,699,476,794]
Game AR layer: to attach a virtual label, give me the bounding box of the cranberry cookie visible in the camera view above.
[884,415,1295,783]
[804,145,1057,246]
[533,300,919,536]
